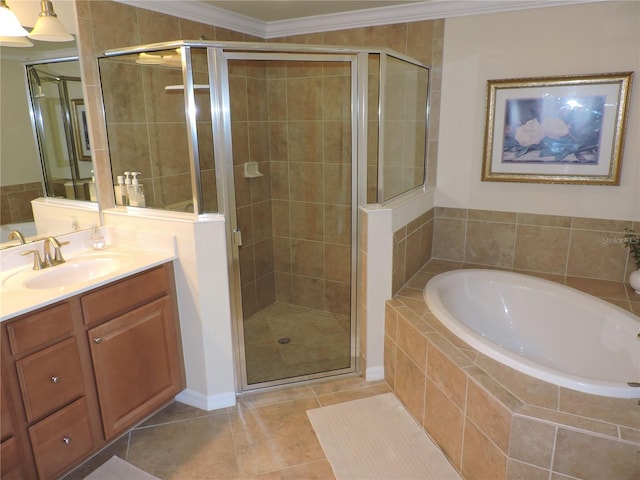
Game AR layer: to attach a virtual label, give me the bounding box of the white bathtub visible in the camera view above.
[424,269,640,399]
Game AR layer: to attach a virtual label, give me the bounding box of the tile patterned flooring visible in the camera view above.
[243,302,352,384]
[64,376,392,480]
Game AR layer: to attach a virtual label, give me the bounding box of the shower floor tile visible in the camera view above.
[243,302,352,384]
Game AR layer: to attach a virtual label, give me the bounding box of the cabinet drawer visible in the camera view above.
[6,302,73,356]
[0,437,24,480]
[81,265,171,326]
[16,337,85,423]
[29,397,94,480]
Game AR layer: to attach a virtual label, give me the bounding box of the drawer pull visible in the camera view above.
[62,436,72,445]
[93,337,102,344]
[50,376,60,384]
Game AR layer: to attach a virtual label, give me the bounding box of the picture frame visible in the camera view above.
[482,72,633,185]
[70,99,91,161]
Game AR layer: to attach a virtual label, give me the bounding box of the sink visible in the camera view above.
[2,252,130,290]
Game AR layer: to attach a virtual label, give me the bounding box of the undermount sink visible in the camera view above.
[2,252,130,290]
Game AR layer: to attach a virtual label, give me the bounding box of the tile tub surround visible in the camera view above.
[385,260,640,480]
[432,208,638,285]
[392,208,434,295]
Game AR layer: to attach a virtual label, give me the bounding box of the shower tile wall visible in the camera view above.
[99,54,215,212]
[75,0,247,211]
[0,182,42,224]
[234,60,353,319]
[231,60,275,319]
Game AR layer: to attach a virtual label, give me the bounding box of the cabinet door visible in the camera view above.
[1,371,13,441]
[88,296,182,439]
[0,437,24,480]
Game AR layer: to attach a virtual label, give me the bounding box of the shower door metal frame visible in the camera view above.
[208,47,364,392]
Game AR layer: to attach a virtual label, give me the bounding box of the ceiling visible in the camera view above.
[203,1,420,22]
[114,0,604,39]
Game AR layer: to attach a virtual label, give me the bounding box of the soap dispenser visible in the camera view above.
[114,175,127,205]
[129,172,146,207]
[88,169,97,202]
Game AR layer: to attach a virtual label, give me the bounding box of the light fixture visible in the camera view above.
[0,34,33,47]
[135,52,164,65]
[0,0,29,37]
[28,0,73,42]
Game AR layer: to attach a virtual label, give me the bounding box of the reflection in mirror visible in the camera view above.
[26,58,96,201]
[1,51,95,247]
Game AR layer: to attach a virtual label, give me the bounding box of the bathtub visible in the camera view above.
[424,269,640,399]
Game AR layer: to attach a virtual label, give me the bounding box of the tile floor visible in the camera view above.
[243,302,352,384]
[63,376,393,480]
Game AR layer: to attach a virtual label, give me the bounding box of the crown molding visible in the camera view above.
[115,0,267,38]
[115,0,605,40]
[264,0,604,38]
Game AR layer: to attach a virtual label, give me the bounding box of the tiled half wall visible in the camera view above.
[385,268,639,480]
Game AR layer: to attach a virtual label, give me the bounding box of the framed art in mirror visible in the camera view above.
[71,99,91,161]
[482,72,633,185]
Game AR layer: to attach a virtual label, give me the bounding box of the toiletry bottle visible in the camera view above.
[114,175,127,205]
[129,172,146,207]
[124,171,132,204]
[88,169,97,202]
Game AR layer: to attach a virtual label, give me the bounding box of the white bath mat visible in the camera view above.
[83,456,160,480]
[307,393,461,480]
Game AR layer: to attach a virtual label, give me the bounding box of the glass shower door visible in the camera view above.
[225,55,357,388]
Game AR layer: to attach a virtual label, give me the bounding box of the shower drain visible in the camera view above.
[277,337,291,344]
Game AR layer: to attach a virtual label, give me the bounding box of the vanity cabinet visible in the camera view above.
[0,262,184,479]
[82,266,182,440]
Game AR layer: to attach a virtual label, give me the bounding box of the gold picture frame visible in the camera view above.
[70,98,91,161]
[482,72,633,185]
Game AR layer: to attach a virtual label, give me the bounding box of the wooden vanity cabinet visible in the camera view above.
[82,265,183,440]
[0,262,184,479]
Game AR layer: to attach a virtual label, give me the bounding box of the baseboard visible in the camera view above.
[365,365,385,381]
[175,388,236,411]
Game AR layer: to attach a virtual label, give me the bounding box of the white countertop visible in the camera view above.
[0,227,176,321]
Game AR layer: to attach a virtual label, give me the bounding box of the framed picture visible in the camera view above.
[482,72,633,185]
[70,99,91,161]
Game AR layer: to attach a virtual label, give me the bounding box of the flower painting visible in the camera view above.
[482,72,632,185]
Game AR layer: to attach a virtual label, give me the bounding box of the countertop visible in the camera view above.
[0,227,176,321]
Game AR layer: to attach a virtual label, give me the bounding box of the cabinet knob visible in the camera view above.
[62,436,72,445]
[93,337,102,344]
[50,376,60,384]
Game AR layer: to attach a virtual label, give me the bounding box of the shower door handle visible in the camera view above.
[233,228,243,247]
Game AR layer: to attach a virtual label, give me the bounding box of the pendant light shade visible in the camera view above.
[0,0,29,37]
[28,0,73,42]
[0,34,33,47]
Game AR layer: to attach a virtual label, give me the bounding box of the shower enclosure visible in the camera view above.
[98,41,429,391]
[26,59,94,201]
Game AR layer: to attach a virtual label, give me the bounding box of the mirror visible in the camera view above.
[26,58,96,201]
[0,3,96,248]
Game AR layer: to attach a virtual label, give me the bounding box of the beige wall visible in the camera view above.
[0,58,41,186]
[436,1,640,221]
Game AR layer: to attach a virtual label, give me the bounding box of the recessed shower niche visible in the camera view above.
[98,41,430,390]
